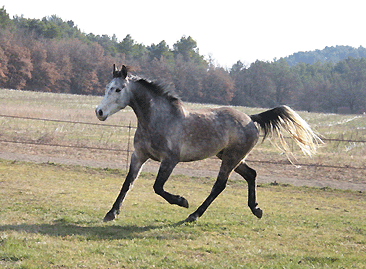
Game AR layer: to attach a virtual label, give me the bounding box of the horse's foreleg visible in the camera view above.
[153,159,189,208]
[103,152,147,222]
[234,162,262,218]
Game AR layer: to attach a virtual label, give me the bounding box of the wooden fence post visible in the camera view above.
[126,121,132,172]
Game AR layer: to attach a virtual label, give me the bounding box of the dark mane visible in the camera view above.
[133,77,181,104]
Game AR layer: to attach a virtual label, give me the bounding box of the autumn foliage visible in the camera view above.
[0,7,365,113]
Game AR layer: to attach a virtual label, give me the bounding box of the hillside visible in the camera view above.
[283,45,366,66]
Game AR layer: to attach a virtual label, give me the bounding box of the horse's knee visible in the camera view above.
[153,182,189,208]
[153,182,163,195]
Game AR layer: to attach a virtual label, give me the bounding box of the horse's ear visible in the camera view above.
[121,65,128,79]
[113,64,117,77]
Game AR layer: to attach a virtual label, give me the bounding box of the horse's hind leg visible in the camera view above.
[185,150,241,222]
[234,162,263,218]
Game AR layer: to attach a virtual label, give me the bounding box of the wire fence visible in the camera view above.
[0,114,365,171]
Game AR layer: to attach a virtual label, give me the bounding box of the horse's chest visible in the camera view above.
[134,130,175,161]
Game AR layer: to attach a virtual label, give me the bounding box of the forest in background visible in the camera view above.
[1,7,365,114]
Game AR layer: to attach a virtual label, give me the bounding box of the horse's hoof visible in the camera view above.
[185,214,198,223]
[180,197,189,208]
[252,207,263,219]
[103,211,116,222]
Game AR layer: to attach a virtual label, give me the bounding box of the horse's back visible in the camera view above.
[178,107,259,162]
[209,107,259,146]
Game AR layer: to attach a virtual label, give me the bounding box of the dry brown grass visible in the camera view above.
[1,89,365,185]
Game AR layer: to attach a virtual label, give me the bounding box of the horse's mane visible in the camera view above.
[131,76,181,105]
[113,64,183,110]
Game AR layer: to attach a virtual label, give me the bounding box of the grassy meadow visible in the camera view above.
[1,89,366,268]
[0,159,365,268]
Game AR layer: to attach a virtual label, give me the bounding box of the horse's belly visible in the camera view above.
[179,139,226,162]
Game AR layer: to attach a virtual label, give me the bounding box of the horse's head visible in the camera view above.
[95,65,131,121]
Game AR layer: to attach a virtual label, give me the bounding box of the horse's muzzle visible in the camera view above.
[95,108,107,121]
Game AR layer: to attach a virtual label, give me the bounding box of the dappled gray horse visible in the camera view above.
[96,65,321,222]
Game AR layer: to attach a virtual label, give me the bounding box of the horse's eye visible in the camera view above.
[116,88,121,93]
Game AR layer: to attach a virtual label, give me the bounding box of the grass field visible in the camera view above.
[0,159,365,268]
[1,89,365,268]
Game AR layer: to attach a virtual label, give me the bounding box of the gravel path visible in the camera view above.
[1,152,364,192]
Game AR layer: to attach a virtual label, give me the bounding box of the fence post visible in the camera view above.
[126,121,132,172]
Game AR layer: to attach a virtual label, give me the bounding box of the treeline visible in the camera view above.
[283,45,366,67]
[0,7,365,113]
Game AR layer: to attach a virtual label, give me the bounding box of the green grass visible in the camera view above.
[1,159,365,268]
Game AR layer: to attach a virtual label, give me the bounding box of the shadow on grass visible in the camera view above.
[0,220,189,241]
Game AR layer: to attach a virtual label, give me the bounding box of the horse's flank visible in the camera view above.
[178,107,258,162]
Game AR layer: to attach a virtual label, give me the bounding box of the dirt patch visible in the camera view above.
[1,151,364,192]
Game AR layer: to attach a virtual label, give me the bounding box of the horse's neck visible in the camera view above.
[129,94,150,126]
[129,91,165,125]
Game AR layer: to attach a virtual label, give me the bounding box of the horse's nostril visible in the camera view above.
[98,109,103,117]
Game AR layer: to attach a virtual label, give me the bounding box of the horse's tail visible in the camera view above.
[250,105,322,156]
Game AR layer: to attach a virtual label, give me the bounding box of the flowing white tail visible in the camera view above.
[250,105,323,157]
